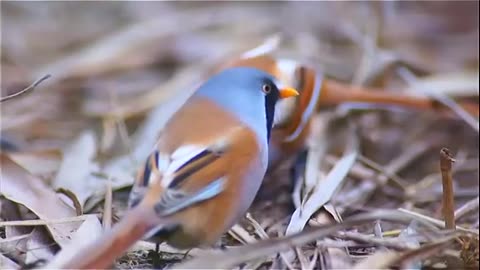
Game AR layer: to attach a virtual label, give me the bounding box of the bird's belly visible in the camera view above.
[232,158,267,223]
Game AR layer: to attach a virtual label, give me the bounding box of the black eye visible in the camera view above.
[262,84,272,94]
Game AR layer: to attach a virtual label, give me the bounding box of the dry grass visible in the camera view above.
[1,2,478,269]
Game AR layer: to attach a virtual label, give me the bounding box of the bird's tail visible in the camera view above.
[50,205,174,269]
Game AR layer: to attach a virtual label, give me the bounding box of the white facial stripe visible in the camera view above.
[272,59,301,126]
[283,71,324,142]
[274,98,296,125]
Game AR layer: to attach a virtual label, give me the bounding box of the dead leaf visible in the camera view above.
[398,221,421,249]
[304,115,336,187]
[0,253,19,269]
[7,149,62,179]
[52,130,99,211]
[0,154,77,247]
[1,201,31,265]
[406,70,479,98]
[229,224,257,245]
[176,209,443,269]
[25,227,56,265]
[311,206,349,270]
[399,67,479,132]
[353,250,399,269]
[0,234,30,264]
[44,215,102,268]
[398,208,479,235]
[391,238,456,269]
[286,151,357,234]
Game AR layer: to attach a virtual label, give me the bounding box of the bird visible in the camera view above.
[57,66,299,269]
[215,54,480,170]
[213,55,323,170]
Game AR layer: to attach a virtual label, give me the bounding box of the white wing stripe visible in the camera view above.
[159,145,206,188]
[157,153,170,173]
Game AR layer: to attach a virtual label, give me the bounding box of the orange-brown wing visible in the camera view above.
[128,97,264,219]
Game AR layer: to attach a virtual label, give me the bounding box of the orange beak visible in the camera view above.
[279,87,299,99]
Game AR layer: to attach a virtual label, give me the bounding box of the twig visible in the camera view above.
[246,213,269,240]
[107,86,136,166]
[176,209,448,269]
[103,180,113,230]
[0,215,91,227]
[397,208,477,235]
[357,154,408,189]
[130,241,219,257]
[393,237,456,269]
[246,215,296,270]
[0,234,30,243]
[0,74,51,102]
[440,148,456,230]
[333,142,431,210]
[454,196,479,221]
[397,67,479,132]
[228,224,256,244]
[334,231,417,250]
[308,248,319,270]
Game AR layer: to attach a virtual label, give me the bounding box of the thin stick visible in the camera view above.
[454,196,479,221]
[107,86,136,167]
[398,208,477,235]
[176,210,454,269]
[334,231,416,250]
[0,215,90,227]
[246,213,269,240]
[0,74,51,103]
[102,180,113,230]
[397,67,479,132]
[357,154,408,189]
[440,148,456,230]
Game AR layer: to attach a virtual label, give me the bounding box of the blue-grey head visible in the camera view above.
[194,67,299,143]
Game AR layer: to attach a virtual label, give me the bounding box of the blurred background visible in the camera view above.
[1,1,479,269]
[1,1,478,147]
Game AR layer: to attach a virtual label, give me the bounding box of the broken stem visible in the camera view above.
[440,148,456,230]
